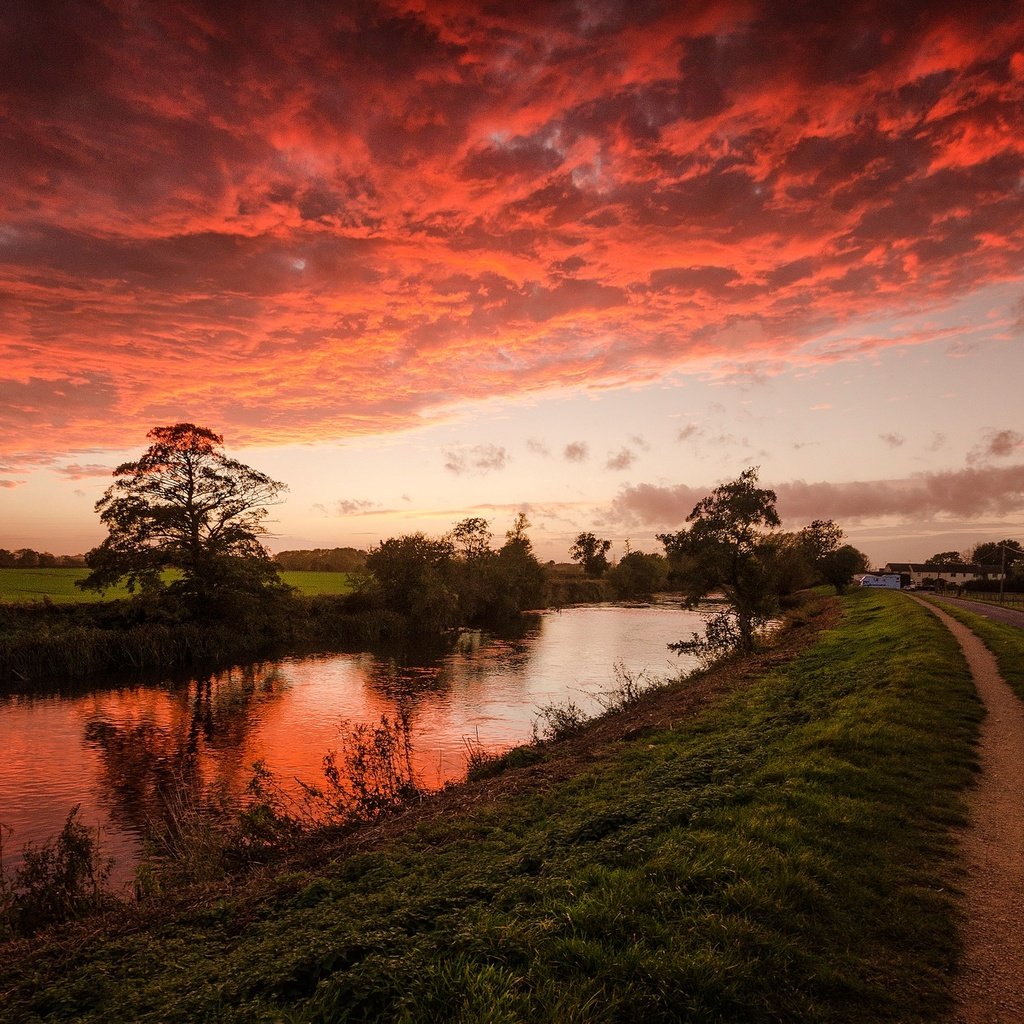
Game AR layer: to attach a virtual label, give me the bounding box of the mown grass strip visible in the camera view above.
[928,597,1024,701]
[0,590,980,1023]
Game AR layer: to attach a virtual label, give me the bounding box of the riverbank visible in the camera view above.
[0,588,983,1022]
[0,593,409,688]
[0,567,613,688]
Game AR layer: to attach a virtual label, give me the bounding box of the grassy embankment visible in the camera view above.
[0,589,981,1023]
[928,597,1024,700]
[0,568,355,603]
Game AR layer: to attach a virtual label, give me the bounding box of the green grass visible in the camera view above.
[0,568,354,603]
[929,597,1024,701]
[0,568,134,603]
[0,589,981,1022]
[279,571,356,597]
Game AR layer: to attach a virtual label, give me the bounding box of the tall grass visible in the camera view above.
[0,808,114,939]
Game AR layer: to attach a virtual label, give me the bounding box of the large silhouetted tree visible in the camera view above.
[79,424,287,611]
[658,467,781,653]
[570,532,612,577]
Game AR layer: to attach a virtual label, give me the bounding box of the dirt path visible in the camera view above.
[909,596,1024,1023]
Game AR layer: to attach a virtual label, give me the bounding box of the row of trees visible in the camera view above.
[922,542,1023,573]
[274,548,366,572]
[69,428,858,656]
[569,470,869,651]
[73,424,545,631]
[0,549,86,568]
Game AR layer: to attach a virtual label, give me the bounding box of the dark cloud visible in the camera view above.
[609,463,1024,528]
[564,442,589,462]
[526,438,551,456]
[335,499,380,516]
[978,429,1023,459]
[880,433,905,448]
[647,266,740,293]
[606,447,636,470]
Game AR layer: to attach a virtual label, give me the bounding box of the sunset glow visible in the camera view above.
[2,1,1023,562]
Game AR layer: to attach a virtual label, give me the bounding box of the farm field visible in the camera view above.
[0,568,355,603]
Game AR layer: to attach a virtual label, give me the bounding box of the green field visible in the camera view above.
[0,568,355,603]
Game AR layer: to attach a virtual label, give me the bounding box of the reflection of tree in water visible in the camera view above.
[82,663,287,843]
[361,621,541,705]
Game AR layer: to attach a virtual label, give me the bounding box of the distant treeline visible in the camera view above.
[0,549,87,568]
[274,547,366,572]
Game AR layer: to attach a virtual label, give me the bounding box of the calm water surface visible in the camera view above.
[0,604,704,884]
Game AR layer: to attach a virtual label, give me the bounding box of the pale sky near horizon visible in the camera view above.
[2,1,1023,566]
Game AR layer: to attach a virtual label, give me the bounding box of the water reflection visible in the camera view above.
[80,665,289,852]
[0,604,703,882]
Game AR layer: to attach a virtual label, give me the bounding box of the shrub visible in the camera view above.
[0,806,114,936]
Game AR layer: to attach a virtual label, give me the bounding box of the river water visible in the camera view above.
[0,604,705,885]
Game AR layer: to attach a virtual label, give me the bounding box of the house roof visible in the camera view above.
[883,562,1002,574]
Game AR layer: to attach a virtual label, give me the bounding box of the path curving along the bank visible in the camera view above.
[908,595,1024,1023]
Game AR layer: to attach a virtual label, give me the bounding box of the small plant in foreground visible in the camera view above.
[592,660,657,713]
[0,806,114,936]
[138,775,235,888]
[532,698,589,741]
[670,608,746,667]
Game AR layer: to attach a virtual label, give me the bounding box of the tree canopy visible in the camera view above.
[569,532,612,577]
[923,550,965,566]
[970,539,1023,570]
[78,423,287,611]
[658,467,781,652]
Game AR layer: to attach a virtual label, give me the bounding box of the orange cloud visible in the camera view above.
[1,2,1022,464]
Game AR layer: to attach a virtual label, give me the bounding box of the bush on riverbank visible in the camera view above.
[0,594,408,687]
[0,591,983,1023]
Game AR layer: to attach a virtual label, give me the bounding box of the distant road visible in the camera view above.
[926,595,1024,629]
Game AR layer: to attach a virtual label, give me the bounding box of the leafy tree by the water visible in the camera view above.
[363,533,459,634]
[820,544,870,594]
[606,551,668,600]
[362,514,545,632]
[78,424,288,615]
[658,467,781,653]
[569,532,612,577]
[796,519,869,594]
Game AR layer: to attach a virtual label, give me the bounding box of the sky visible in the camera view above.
[1,0,1023,566]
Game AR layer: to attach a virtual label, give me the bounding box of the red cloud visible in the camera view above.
[1,2,1022,463]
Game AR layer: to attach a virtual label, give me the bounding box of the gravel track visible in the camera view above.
[909,596,1024,1023]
